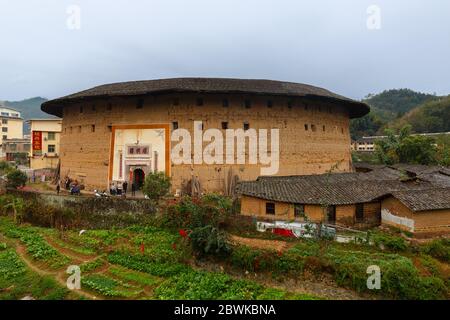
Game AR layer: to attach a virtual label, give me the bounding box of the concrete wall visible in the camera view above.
[59,93,353,192]
[30,120,62,170]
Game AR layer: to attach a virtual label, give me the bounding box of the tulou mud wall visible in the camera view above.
[5,189,156,229]
[59,93,353,192]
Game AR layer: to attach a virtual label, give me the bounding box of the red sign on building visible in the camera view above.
[32,131,42,155]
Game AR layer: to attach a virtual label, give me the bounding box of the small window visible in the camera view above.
[304,124,308,131]
[2,127,7,132]
[80,106,83,113]
[92,104,96,111]
[287,100,293,109]
[48,145,55,153]
[222,99,229,107]
[341,128,344,134]
[129,147,134,154]
[267,100,273,108]
[173,98,179,106]
[2,135,7,140]
[356,204,364,222]
[294,204,305,217]
[196,98,204,106]
[107,103,112,111]
[311,124,317,132]
[243,122,250,131]
[142,147,148,154]
[47,132,55,140]
[2,119,7,124]
[136,148,141,154]
[172,121,179,130]
[323,125,326,132]
[91,125,95,132]
[266,202,275,215]
[221,122,228,130]
[137,98,144,109]
[244,100,251,109]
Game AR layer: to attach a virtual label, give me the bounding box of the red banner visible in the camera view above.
[32,131,42,155]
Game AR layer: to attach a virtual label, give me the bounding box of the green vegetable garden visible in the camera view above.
[0,194,449,300]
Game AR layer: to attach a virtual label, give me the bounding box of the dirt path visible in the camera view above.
[13,242,99,300]
[44,236,98,263]
[230,235,292,252]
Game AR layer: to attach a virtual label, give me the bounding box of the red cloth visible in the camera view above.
[272,228,295,238]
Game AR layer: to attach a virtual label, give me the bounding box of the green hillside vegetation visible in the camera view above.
[351,89,443,139]
[3,97,57,134]
[388,96,450,133]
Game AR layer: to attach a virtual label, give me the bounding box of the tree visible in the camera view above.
[6,169,28,189]
[375,125,438,165]
[5,197,25,224]
[142,172,171,202]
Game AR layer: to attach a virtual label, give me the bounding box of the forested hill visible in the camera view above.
[388,96,450,133]
[350,89,445,139]
[3,97,58,134]
[4,97,51,120]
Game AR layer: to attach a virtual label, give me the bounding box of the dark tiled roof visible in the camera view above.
[41,78,369,118]
[390,188,450,212]
[236,166,450,208]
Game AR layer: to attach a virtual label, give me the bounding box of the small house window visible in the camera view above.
[294,204,305,217]
[91,125,95,132]
[356,204,364,222]
[267,100,273,108]
[323,125,326,132]
[47,132,55,140]
[129,147,134,154]
[304,124,308,131]
[136,98,144,109]
[2,119,7,124]
[243,122,250,131]
[172,121,179,130]
[222,99,229,107]
[341,128,344,134]
[48,145,55,153]
[311,124,317,132]
[287,100,293,109]
[221,122,228,130]
[196,98,204,106]
[2,135,7,140]
[266,202,275,215]
[244,100,251,109]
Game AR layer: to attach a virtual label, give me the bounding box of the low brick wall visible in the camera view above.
[5,189,156,229]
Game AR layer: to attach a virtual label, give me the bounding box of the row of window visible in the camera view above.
[64,125,96,134]
[304,124,345,134]
[1,112,20,117]
[73,98,335,114]
[265,202,367,223]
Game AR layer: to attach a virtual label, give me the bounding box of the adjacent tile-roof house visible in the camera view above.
[236,165,450,235]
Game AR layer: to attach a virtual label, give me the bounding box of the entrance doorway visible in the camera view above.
[133,168,145,189]
[326,206,336,224]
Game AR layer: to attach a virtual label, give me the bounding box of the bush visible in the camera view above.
[422,239,450,263]
[6,169,27,189]
[142,172,171,202]
[371,232,408,252]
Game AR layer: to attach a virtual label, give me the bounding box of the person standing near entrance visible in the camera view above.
[123,181,128,195]
[131,182,136,197]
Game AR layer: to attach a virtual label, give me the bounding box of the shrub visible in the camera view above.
[371,232,408,252]
[142,172,171,202]
[6,169,27,189]
[422,239,450,263]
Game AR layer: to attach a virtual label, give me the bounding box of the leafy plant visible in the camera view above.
[142,172,171,202]
[6,169,28,189]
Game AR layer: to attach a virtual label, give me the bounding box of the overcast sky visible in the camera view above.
[1,0,449,101]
